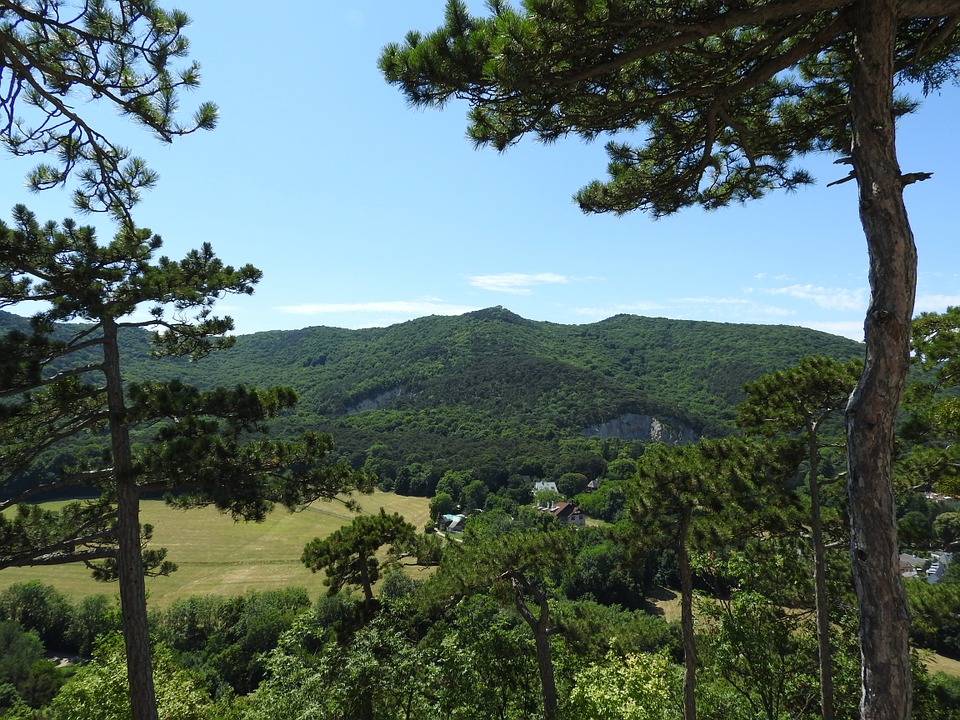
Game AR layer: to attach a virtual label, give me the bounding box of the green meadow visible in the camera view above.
[0,490,430,607]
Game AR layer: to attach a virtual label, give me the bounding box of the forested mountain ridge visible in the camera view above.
[1,306,862,488]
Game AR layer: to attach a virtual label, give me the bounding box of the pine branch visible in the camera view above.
[0,468,114,511]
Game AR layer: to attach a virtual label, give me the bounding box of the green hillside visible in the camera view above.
[1,306,863,493]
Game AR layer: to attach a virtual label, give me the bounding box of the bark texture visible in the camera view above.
[846,2,916,718]
[104,318,159,720]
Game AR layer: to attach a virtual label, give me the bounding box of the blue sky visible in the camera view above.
[3,2,958,342]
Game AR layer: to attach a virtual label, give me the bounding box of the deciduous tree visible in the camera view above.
[46,633,222,720]
[380,4,960,716]
[429,491,457,520]
[571,651,683,720]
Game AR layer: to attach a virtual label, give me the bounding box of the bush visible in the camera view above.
[570,651,683,720]
[0,621,65,708]
[913,663,960,719]
[46,634,218,720]
[152,588,313,695]
[0,582,72,650]
[66,595,119,657]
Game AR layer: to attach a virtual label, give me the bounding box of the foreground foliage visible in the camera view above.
[46,634,222,720]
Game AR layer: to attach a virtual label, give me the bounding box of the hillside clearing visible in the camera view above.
[0,490,429,606]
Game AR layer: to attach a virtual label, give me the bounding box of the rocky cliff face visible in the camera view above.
[345,386,405,414]
[582,413,699,445]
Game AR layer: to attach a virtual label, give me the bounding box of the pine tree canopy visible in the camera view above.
[380,0,960,215]
[0,1,217,215]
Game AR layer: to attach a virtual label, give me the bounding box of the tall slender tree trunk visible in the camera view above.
[847,3,914,719]
[512,577,558,720]
[103,318,159,720]
[678,510,697,720]
[532,621,558,720]
[359,555,376,617]
[358,689,374,720]
[807,427,834,720]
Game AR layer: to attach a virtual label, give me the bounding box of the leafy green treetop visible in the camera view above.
[0,1,218,216]
[429,491,457,520]
[46,633,222,720]
[571,651,683,720]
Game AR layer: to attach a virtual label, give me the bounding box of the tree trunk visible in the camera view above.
[358,690,374,720]
[808,426,834,720]
[103,318,159,720]
[533,622,558,720]
[359,555,376,616]
[847,3,915,719]
[512,578,558,720]
[678,510,697,720]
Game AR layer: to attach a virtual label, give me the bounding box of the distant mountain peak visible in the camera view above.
[465,306,532,325]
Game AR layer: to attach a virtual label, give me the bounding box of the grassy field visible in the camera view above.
[925,651,960,678]
[0,490,430,607]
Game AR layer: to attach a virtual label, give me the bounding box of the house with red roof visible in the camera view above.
[538,501,585,526]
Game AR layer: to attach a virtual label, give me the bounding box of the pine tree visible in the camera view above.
[738,356,862,720]
[626,437,796,720]
[430,524,576,720]
[0,1,217,217]
[0,206,368,720]
[379,3,960,715]
[901,307,960,496]
[301,509,429,615]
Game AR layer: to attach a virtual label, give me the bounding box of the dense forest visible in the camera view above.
[0,306,863,501]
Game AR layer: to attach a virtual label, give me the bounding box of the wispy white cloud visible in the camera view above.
[212,304,241,314]
[572,301,667,319]
[671,297,793,316]
[764,283,866,312]
[915,294,960,312]
[276,299,478,317]
[570,296,867,339]
[573,297,793,320]
[468,272,571,295]
[753,273,793,282]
